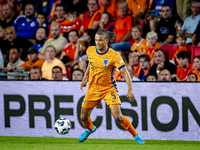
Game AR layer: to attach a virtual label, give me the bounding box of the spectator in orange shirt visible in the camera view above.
[17,47,44,71]
[100,0,120,21]
[131,25,147,53]
[99,12,115,32]
[128,51,141,77]
[111,2,137,51]
[60,30,79,67]
[192,56,200,81]
[137,54,151,81]
[172,32,189,65]
[147,72,158,81]
[175,51,195,81]
[187,72,198,81]
[145,31,161,63]
[159,69,172,81]
[127,0,148,19]
[79,0,101,36]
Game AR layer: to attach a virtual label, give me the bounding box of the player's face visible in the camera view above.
[30,69,41,80]
[72,70,84,81]
[147,36,157,47]
[55,6,65,18]
[131,28,142,40]
[6,27,17,42]
[129,53,139,66]
[69,31,78,43]
[36,28,46,41]
[153,51,165,64]
[178,58,188,67]
[95,34,108,51]
[139,58,149,69]
[147,75,157,81]
[51,26,60,39]
[25,4,35,19]
[52,68,63,80]
[27,53,38,62]
[193,58,200,70]
[45,47,56,59]
[176,37,186,47]
[37,15,46,26]
[187,74,197,82]
[9,48,20,63]
[160,69,171,81]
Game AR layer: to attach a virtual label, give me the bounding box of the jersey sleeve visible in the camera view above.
[113,52,126,70]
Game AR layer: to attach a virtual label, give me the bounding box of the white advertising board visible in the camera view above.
[0,81,199,141]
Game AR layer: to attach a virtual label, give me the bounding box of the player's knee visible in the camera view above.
[113,114,123,122]
[80,114,89,121]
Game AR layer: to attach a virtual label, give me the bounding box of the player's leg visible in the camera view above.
[110,105,145,144]
[79,100,98,142]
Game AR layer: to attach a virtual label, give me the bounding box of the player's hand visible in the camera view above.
[80,78,87,90]
[127,90,135,102]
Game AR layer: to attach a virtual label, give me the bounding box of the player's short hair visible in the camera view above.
[177,51,190,59]
[45,45,56,53]
[193,56,200,60]
[52,66,62,72]
[30,66,42,73]
[101,12,111,20]
[68,29,79,37]
[188,72,198,80]
[176,32,187,40]
[147,72,158,80]
[131,24,142,33]
[154,49,165,55]
[96,29,116,47]
[146,31,158,39]
[139,54,150,62]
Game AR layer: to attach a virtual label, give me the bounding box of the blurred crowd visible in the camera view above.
[0,0,200,82]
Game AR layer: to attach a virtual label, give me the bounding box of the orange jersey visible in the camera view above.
[131,39,147,53]
[177,64,195,81]
[172,45,189,59]
[86,46,125,95]
[21,59,44,71]
[100,0,120,20]
[62,43,77,60]
[127,0,149,15]
[145,43,161,60]
[113,15,136,42]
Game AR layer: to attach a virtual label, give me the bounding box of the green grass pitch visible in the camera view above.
[0,136,200,150]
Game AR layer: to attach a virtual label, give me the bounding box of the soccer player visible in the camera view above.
[79,29,145,144]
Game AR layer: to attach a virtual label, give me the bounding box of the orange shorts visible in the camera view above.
[82,90,121,108]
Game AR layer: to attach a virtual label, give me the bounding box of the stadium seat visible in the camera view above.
[161,45,177,60]
[189,45,200,63]
[66,67,71,80]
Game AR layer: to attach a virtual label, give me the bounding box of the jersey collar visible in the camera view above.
[96,47,109,55]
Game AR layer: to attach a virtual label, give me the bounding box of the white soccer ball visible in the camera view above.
[54,118,71,135]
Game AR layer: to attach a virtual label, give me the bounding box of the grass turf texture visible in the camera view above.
[0,136,200,150]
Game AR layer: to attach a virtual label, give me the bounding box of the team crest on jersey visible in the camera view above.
[31,22,35,27]
[103,59,109,68]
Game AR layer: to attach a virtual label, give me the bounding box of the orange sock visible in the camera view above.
[82,117,94,130]
[120,116,138,136]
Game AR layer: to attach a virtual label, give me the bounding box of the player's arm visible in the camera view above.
[80,63,90,90]
[120,66,135,102]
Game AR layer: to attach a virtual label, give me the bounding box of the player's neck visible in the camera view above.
[97,46,108,54]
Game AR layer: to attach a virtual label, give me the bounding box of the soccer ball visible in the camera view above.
[54,118,71,135]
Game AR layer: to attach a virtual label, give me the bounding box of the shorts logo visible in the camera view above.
[103,59,109,68]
